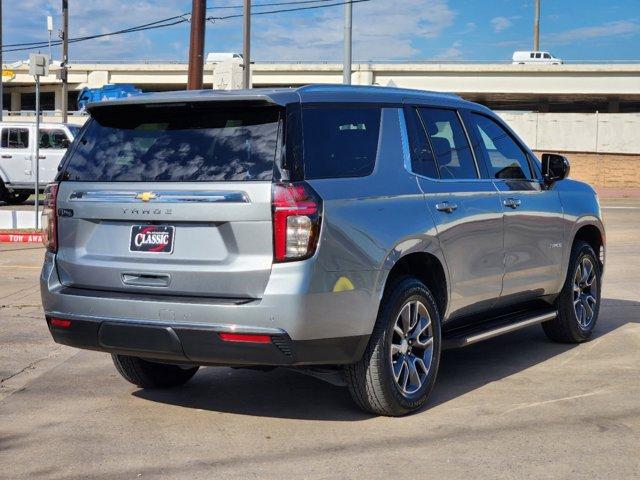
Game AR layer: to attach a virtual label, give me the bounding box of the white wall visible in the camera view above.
[498,112,640,154]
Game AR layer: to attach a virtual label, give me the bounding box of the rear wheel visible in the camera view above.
[1,190,31,205]
[345,276,442,416]
[112,354,199,389]
[543,240,601,343]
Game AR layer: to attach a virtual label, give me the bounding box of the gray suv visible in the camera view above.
[40,85,605,416]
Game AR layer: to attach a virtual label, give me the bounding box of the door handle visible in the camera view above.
[38,155,46,160]
[503,198,522,209]
[435,201,458,213]
[1,154,11,159]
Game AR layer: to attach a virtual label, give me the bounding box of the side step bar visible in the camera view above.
[443,310,557,349]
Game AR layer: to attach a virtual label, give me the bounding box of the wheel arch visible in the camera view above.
[379,248,449,321]
[570,219,605,272]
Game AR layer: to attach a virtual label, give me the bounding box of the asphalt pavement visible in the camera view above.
[0,200,638,479]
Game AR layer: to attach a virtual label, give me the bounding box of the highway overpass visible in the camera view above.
[3,62,640,113]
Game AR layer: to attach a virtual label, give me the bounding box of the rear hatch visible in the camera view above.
[55,101,282,299]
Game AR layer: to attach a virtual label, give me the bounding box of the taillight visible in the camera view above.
[42,183,58,253]
[272,182,322,262]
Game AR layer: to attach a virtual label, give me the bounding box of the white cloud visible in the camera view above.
[4,0,187,61]
[490,16,513,33]
[433,41,463,61]
[251,0,457,61]
[4,0,458,62]
[547,20,640,44]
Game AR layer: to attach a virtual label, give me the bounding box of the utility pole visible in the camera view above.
[533,0,540,51]
[343,0,352,85]
[47,16,53,62]
[242,0,251,89]
[61,0,68,122]
[1,0,4,121]
[187,0,206,90]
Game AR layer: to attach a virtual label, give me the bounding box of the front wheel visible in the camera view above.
[345,276,442,416]
[543,240,601,343]
[112,354,199,389]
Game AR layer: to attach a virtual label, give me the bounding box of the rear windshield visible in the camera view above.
[62,104,281,182]
[301,106,381,179]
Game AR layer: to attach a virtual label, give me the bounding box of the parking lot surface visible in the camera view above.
[0,200,638,479]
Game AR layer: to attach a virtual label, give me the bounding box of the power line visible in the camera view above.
[207,0,343,10]
[208,0,370,21]
[1,0,370,54]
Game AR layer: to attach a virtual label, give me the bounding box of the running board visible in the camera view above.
[443,310,557,349]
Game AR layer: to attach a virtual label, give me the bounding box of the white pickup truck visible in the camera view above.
[0,122,78,204]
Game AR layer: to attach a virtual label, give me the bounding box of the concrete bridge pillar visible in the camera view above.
[54,86,64,112]
[10,91,21,111]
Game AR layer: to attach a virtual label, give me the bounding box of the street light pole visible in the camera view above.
[343,0,352,85]
[533,0,540,51]
[47,16,53,62]
[187,0,206,90]
[242,0,251,89]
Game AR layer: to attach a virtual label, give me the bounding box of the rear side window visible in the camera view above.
[301,106,381,179]
[469,113,532,180]
[62,104,281,182]
[1,128,29,149]
[418,107,477,179]
[40,130,70,149]
[404,107,439,178]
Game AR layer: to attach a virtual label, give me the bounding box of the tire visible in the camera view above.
[345,276,442,416]
[543,240,601,343]
[111,354,199,389]
[2,191,31,205]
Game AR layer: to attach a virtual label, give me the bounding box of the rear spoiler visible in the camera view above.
[86,90,292,114]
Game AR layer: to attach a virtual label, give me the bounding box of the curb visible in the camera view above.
[0,233,43,243]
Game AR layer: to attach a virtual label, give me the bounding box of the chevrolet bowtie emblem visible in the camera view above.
[135,192,158,202]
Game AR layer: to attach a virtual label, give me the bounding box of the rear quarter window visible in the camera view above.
[301,106,381,179]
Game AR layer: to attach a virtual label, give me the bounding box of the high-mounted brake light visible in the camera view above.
[42,183,59,253]
[272,182,322,262]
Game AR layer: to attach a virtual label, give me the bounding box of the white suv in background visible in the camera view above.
[0,122,78,204]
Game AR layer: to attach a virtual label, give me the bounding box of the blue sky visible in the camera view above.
[3,0,640,63]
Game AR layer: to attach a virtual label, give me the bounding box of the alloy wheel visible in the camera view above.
[573,257,598,329]
[390,300,434,395]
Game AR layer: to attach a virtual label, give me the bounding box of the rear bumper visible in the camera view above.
[46,316,368,366]
[41,252,379,366]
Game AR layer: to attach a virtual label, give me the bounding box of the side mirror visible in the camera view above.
[542,153,570,184]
